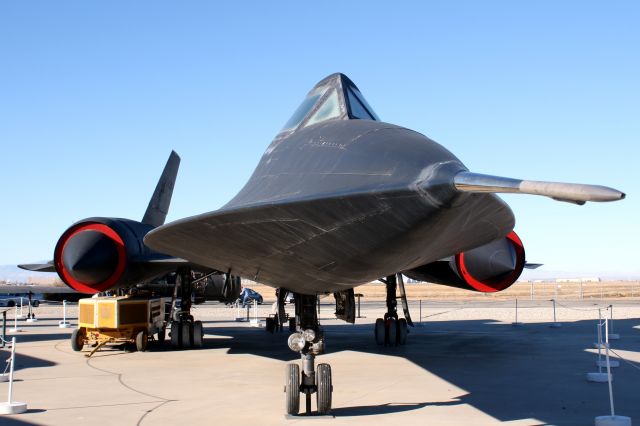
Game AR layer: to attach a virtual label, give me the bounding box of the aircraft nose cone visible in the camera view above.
[62,230,119,285]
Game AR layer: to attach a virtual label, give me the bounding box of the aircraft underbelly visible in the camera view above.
[145,190,514,294]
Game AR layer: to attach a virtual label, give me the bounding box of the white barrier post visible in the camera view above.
[235,301,243,322]
[550,299,561,328]
[0,337,28,414]
[250,299,260,327]
[9,307,21,333]
[512,298,523,326]
[597,310,620,368]
[59,300,71,328]
[594,318,631,426]
[16,299,23,319]
[587,309,610,382]
[608,305,620,340]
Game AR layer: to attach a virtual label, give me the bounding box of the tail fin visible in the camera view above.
[142,151,181,227]
[453,172,625,205]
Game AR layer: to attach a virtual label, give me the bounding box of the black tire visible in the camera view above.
[181,321,193,349]
[170,321,181,348]
[266,317,275,333]
[285,363,300,415]
[374,318,385,345]
[157,327,166,344]
[135,330,148,352]
[289,317,296,332]
[7,300,14,308]
[398,318,408,345]
[316,363,332,414]
[193,321,203,348]
[71,328,84,352]
[32,300,40,308]
[387,318,397,346]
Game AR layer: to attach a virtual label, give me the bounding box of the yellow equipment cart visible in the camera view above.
[71,296,166,356]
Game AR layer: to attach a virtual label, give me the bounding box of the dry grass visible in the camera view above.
[243,280,640,302]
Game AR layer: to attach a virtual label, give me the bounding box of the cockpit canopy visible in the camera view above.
[280,73,380,134]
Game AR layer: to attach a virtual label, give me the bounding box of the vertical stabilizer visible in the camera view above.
[142,151,181,227]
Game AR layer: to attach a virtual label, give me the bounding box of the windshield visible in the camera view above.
[304,89,341,127]
[347,86,379,121]
[280,86,328,131]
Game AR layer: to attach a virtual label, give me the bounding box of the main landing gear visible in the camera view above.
[169,268,204,349]
[375,273,413,346]
[284,293,333,416]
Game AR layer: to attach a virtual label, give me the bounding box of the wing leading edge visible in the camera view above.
[453,172,625,205]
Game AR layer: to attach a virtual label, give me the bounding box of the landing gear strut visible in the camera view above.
[169,268,204,349]
[375,274,412,346]
[284,293,332,416]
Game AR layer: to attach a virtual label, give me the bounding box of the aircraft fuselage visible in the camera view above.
[146,120,514,294]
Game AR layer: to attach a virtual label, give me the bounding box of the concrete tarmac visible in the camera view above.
[0,300,639,425]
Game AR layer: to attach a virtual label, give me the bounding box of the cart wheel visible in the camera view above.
[71,328,85,352]
[157,327,166,343]
[181,321,193,348]
[193,321,203,348]
[136,330,148,352]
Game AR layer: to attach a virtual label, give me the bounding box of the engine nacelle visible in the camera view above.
[53,217,178,294]
[404,231,526,292]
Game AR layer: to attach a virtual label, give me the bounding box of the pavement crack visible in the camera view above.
[85,356,177,425]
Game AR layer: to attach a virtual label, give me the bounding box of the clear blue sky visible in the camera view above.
[1,2,638,278]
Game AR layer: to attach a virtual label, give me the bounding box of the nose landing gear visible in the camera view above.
[284,293,333,416]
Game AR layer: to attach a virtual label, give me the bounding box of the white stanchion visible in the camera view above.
[597,311,620,368]
[587,309,612,383]
[511,298,523,326]
[235,301,244,322]
[250,299,261,327]
[0,337,28,415]
[9,306,22,333]
[593,318,631,426]
[58,300,71,328]
[607,305,620,340]
[549,299,562,328]
[16,298,23,319]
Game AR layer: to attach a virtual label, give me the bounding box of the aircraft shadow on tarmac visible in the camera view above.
[196,317,640,423]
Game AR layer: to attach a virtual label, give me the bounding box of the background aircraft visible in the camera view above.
[19,151,242,348]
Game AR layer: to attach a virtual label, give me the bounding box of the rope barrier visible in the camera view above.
[554,300,607,312]
[609,348,640,373]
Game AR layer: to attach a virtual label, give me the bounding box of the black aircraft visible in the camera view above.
[22,73,624,416]
[19,151,242,348]
[144,73,624,415]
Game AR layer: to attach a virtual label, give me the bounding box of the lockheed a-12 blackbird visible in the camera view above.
[23,73,625,416]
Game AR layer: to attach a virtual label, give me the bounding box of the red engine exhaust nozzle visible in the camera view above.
[455,231,526,293]
[54,223,127,294]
